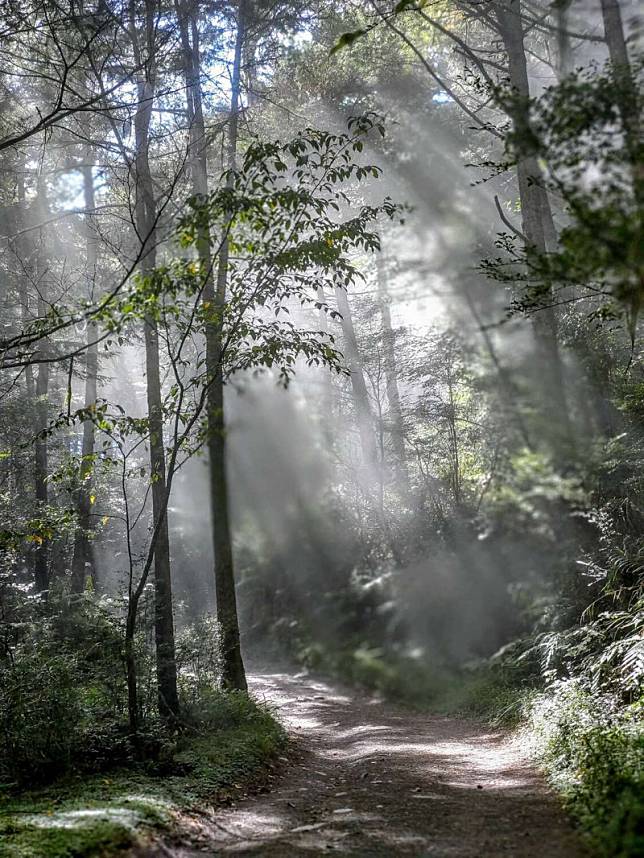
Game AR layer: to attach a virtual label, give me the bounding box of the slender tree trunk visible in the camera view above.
[33,299,50,596]
[210,2,247,691]
[130,0,180,718]
[554,0,573,78]
[15,168,36,581]
[599,0,640,165]
[600,0,631,68]
[33,179,50,596]
[335,284,379,469]
[177,0,247,690]
[71,158,99,594]
[446,373,461,507]
[315,284,335,444]
[599,0,643,336]
[375,254,408,489]
[496,0,573,451]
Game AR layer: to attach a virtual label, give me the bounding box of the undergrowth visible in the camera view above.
[528,682,643,858]
[0,692,286,858]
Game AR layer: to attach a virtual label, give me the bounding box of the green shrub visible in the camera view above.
[181,686,270,732]
[529,682,643,857]
[0,599,132,785]
[431,666,535,725]
[0,652,85,783]
[176,613,222,708]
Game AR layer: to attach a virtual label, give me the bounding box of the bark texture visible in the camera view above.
[178,0,247,691]
[130,0,179,719]
[496,0,573,450]
[71,158,99,594]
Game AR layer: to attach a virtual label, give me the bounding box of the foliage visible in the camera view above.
[483,59,643,335]
[529,682,643,858]
[0,598,132,786]
[0,594,283,790]
[0,692,285,858]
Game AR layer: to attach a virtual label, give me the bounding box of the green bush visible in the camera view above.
[530,682,643,857]
[181,686,270,732]
[0,651,85,783]
[175,613,222,708]
[0,600,133,785]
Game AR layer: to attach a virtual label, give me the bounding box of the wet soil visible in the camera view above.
[143,672,586,857]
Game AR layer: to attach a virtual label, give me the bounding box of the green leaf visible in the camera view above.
[330,28,367,56]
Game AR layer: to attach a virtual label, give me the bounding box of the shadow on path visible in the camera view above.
[149,672,585,857]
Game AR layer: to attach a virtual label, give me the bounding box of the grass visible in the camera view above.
[0,693,287,858]
[313,642,535,724]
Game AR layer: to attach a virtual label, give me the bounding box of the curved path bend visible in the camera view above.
[151,672,585,857]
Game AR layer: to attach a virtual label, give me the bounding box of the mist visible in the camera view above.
[0,0,641,854]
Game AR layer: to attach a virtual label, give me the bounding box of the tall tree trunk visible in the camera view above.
[554,0,573,78]
[210,1,247,691]
[130,0,180,719]
[177,0,247,690]
[315,284,335,445]
[71,157,99,594]
[599,0,642,337]
[600,0,631,69]
[599,0,640,172]
[376,254,408,490]
[496,0,573,452]
[14,165,36,581]
[334,285,379,470]
[33,287,50,596]
[33,181,50,596]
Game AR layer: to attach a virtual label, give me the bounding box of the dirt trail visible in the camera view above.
[155,673,586,856]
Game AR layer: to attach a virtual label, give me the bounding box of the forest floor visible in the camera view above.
[137,672,587,857]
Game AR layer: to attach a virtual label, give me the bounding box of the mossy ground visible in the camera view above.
[0,698,286,858]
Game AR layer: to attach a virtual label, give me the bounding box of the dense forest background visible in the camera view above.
[0,0,641,855]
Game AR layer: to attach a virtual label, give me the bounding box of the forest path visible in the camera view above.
[157,672,585,857]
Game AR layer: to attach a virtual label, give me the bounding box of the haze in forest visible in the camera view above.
[0,0,641,854]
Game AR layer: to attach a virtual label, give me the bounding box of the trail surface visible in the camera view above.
[156,672,585,856]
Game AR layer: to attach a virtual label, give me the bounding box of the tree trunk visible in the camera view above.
[554,0,573,78]
[496,0,573,452]
[33,181,50,596]
[177,0,247,690]
[315,284,335,445]
[14,167,36,581]
[600,0,631,69]
[210,1,248,692]
[335,284,379,469]
[71,158,99,594]
[599,0,642,337]
[599,0,640,158]
[376,254,408,490]
[33,307,50,596]
[131,0,180,719]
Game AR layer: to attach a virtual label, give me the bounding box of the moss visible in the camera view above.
[0,694,286,858]
[0,818,133,858]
